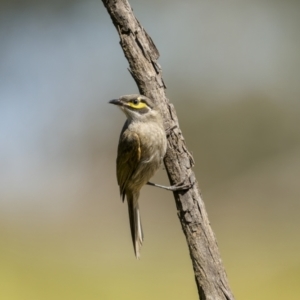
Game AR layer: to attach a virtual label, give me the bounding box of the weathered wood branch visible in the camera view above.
[102,1,235,299]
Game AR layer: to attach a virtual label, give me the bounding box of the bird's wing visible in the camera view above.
[116,130,141,202]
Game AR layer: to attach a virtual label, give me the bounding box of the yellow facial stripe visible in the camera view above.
[128,101,147,109]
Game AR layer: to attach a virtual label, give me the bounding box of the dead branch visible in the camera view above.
[102,1,235,299]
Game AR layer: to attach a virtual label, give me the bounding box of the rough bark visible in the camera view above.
[102,1,235,299]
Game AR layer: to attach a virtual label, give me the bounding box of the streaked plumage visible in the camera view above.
[109,94,167,258]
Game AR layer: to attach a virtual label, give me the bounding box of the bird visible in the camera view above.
[109,94,190,258]
[109,94,167,258]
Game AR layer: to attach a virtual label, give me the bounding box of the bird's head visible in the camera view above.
[109,94,160,122]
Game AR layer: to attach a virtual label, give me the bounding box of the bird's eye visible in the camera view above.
[128,97,147,109]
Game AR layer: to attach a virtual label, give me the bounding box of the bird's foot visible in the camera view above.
[165,125,178,137]
[147,179,193,192]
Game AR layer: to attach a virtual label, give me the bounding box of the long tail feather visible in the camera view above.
[127,197,143,259]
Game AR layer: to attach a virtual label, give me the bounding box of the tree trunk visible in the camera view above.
[102,1,235,299]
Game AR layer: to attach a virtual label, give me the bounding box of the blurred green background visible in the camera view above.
[1,0,299,299]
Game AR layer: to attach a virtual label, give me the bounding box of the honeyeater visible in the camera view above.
[109,94,187,258]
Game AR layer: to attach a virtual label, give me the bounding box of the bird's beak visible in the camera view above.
[109,98,123,106]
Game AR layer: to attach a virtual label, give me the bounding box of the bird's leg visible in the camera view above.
[146,179,193,192]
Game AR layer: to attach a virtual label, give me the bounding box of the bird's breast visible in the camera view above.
[138,123,167,162]
[124,121,167,190]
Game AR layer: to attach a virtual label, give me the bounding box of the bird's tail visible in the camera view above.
[127,195,143,259]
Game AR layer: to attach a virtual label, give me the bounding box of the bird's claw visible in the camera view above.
[147,178,194,192]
